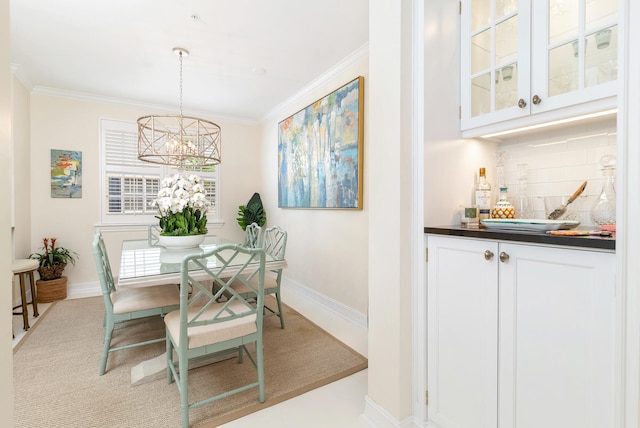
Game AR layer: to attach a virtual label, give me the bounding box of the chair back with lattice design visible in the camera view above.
[93,232,116,297]
[264,226,287,263]
[177,244,266,338]
[243,222,263,249]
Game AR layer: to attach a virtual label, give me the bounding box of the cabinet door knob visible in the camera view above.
[518,98,527,108]
[499,252,510,263]
[532,95,541,104]
[484,250,494,261]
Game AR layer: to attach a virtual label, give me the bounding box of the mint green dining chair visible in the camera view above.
[243,222,262,248]
[92,231,180,375]
[148,224,162,245]
[164,243,266,428]
[230,226,287,329]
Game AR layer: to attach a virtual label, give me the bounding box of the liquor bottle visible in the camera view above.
[475,168,492,220]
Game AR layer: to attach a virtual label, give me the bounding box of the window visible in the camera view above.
[100,118,219,225]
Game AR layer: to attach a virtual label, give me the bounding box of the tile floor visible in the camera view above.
[12,299,372,427]
[219,369,370,428]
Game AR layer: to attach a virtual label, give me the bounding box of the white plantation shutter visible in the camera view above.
[202,178,217,216]
[100,118,218,224]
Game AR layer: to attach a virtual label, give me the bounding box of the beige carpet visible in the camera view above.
[13,296,367,427]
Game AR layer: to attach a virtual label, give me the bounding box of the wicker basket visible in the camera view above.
[36,276,67,302]
[37,263,67,280]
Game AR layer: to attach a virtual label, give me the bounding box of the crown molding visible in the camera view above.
[13,43,369,127]
[28,85,258,126]
[10,63,34,90]
[260,42,369,123]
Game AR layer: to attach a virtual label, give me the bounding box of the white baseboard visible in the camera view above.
[362,396,419,428]
[281,276,368,358]
[67,281,101,300]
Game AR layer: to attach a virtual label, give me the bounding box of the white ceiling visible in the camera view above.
[10,0,369,122]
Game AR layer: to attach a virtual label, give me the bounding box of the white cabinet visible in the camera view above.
[427,235,615,428]
[427,237,498,428]
[460,0,618,137]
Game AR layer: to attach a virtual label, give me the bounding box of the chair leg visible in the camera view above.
[166,332,174,384]
[100,319,114,375]
[275,292,285,329]
[179,348,190,428]
[18,274,29,330]
[257,338,265,403]
[27,271,39,317]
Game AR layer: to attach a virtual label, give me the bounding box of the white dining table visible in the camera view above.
[117,235,288,385]
[118,235,287,288]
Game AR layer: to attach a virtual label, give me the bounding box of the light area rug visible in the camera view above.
[13,296,367,427]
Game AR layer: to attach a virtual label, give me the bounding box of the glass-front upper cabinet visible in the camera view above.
[461,0,618,136]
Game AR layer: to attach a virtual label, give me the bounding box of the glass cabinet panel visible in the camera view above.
[495,15,518,65]
[472,73,491,117]
[546,0,617,98]
[495,0,517,19]
[549,0,578,45]
[472,29,491,74]
[586,0,618,31]
[468,0,520,119]
[472,0,491,31]
[585,25,618,87]
[495,62,518,111]
[548,42,578,96]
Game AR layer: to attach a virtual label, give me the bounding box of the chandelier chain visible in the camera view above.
[137,47,221,168]
[179,50,183,117]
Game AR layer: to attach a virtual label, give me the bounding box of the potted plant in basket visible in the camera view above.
[154,173,210,249]
[30,237,78,302]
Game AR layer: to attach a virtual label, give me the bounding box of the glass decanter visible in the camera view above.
[590,154,616,226]
[513,163,533,219]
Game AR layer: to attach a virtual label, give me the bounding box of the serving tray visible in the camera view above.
[480,218,580,232]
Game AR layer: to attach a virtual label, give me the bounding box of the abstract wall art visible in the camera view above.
[278,76,364,209]
[51,149,82,198]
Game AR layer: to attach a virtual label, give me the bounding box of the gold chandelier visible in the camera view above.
[137,48,221,169]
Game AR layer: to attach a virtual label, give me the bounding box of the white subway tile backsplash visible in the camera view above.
[498,117,617,226]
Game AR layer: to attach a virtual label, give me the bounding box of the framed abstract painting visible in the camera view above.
[51,149,82,198]
[278,76,364,209]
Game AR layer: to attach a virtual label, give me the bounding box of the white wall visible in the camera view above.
[11,77,31,258]
[11,77,32,308]
[257,55,369,317]
[423,0,498,228]
[364,0,417,422]
[28,94,260,293]
[1,0,13,423]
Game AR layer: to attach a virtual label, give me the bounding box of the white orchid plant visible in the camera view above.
[155,173,210,236]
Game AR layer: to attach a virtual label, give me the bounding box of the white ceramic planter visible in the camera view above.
[158,234,206,250]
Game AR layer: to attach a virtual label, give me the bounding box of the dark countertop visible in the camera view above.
[424,225,615,251]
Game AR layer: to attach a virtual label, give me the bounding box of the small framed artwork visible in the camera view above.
[51,149,82,198]
[278,76,364,209]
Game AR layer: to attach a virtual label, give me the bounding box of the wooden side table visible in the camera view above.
[12,259,40,330]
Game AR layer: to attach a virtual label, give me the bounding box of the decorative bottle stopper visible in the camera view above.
[491,186,516,219]
[590,154,616,226]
